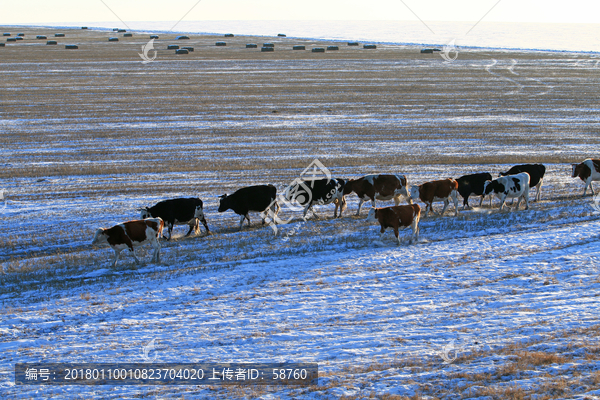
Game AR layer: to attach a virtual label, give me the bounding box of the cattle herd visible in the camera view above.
[91,158,600,266]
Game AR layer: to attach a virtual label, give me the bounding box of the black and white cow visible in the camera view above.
[218,184,280,229]
[500,164,546,201]
[572,159,600,196]
[283,178,346,219]
[456,172,492,209]
[484,172,530,211]
[140,197,208,240]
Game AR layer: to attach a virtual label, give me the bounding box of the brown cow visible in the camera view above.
[342,174,411,216]
[409,178,459,217]
[572,159,600,196]
[366,204,421,244]
[92,218,164,267]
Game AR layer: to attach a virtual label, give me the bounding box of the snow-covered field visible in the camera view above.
[1,27,600,399]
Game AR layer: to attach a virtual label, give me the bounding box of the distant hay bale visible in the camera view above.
[3,33,10,36]
[118,29,126,33]
[420,49,433,54]
[327,46,339,51]
[0,43,5,47]
[123,33,133,37]
[65,44,78,49]
[175,49,189,54]
[176,35,190,40]
[167,44,180,49]
[311,47,325,53]
[347,42,359,46]
[261,46,274,52]
[17,33,24,37]
[150,35,159,39]
[108,37,119,42]
[224,33,234,37]
[46,40,58,45]
[182,46,194,52]
[277,33,286,37]
[363,44,377,49]
[246,43,257,48]
[215,41,226,46]
[36,35,47,39]
[263,43,274,47]
[15,37,23,41]
[54,33,65,37]
[6,38,16,42]
[81,27,88,30]
[113,28,119,31]
[292,45,305,50]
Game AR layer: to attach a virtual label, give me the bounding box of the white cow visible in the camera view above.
[483,172,530,211]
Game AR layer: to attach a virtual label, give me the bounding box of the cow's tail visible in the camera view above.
[156,217,165,239]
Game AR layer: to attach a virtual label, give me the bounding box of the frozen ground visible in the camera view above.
[1,27,600,399]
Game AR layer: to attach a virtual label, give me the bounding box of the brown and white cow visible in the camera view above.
[91,218,164,267]
[342,174,411,216]
[409,178,459,217]
[366,204,421,244]
[572,159,600,196]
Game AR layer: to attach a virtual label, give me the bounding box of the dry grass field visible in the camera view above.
[1,26,600,399]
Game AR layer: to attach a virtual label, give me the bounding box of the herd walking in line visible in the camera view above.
[91,159,600,266]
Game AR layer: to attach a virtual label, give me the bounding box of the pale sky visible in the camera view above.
[2,0,599,24]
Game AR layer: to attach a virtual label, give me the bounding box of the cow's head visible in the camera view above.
[366,207,378,223]
[342,179,355,195]
[140,207,151,219]
[572,163,583,178]
[409,185,420,202]
[217,194,229,212]
[91,228,107,246]
[484,180,504,195]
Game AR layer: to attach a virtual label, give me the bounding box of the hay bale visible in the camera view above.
[123,33,133,37]
[311,47,325,53]
[224,33,234,37]
[263,43,274,47]
[81,27,88,30]
[363,44,377,49]
[327,46,339,51]
[112,28,119,31]
[292,45,305,50]
[6,38,16,42]
[261,46,274,52]
[246,43,257,48]
[277,33,286,37]
[175,49,189,54]
[167,44,180,49]
[0,43,5,47]
[36,35,47,39]
[65,44,78,49]
[3,33,10,36]
[108,37,119,42]
[46,40,58,45]
[347,42,359,46]
[420,48,433,54]
[182,46,194,52]
[17,33,24,37]
[54,33,65,37]
[150,35,159,39]
[15,37,23,41]
[118,29,126,33]
[176,35,190,40]
[215,41,226,46]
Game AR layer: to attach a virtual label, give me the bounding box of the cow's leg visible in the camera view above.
[412,213,420,243]
[150,237,161,263]
[185,220,196,237]
[166,222,174,241]
[302,203,312,220]
[111,249,122,268]
[393,196,401,206]
[589,180,595,196]
[499,195,507,211]
[452,191,459,216]
[463,194,470,210]
[440,199,449,216]
[535,179,543,201]
[424,203,431,218]
[524,187,530,210]
[393,227,400,245]
[356,198,365,216]
[130,248,141,265]
[478,195,484,207]
[379,226,387,241]
[239,214,245,230]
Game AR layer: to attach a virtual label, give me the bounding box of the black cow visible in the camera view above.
[499,164,546,201]
[283,178,346,219]
[456,172,492,209]
[140,197,208,240]
[218,184,280,229]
